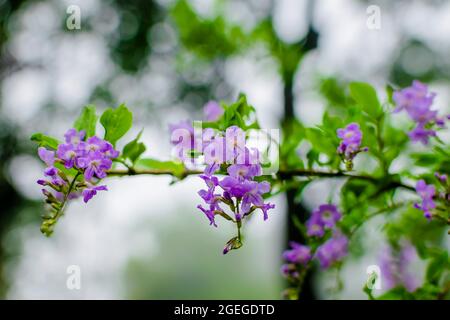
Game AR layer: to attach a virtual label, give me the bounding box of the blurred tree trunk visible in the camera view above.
[282,21,318,300]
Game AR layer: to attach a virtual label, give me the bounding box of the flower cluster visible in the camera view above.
[196,125,275,254]
[414,173,449,220]
[306,204,342,237]
[169,101,224,163]
[282,204,349,281]
[281,242,311,278]
[393,80,449,144]
[37,128,118,235]
[337,123,368,170]
[169,101,275,254]
[315,234,349,268]
[379,241,419,293]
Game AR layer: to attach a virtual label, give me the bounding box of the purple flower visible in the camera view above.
[195,124,274,252]
[315,234,349,268]
[169,120,197,161]
[393,81,448,145]
[197,204,218,227]
[198,176,220,205]
[435,172,447,183]
[82,185,108,203]
[240,181,270,214]
[203,136,226,172]
[306,214,325,237]
[314,204,342,229]
[78,151,113,181]
[337,123,367,167]
[204,101,223,122]
[225,126,246,162]
[414,179,436,219]
[57,143,78,169]
[283,242,312,265]
[38,147,55,167]
[64,128,86,144]
[408,125,436,145]
[306,204,342,237]
[379,242,419,292]
[393,81,435,120]
[260,203,275,221]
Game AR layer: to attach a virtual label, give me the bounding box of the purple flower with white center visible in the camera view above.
[79,151,113,181]
[306,204,342,237]
[314,204,342,229]
[282,242,312,266]
[204,101,224,122]
[306,214,325,237]
[414,179,436,219]
[315,234,349,268]
[82,185,108,203]
[57,143,78,169]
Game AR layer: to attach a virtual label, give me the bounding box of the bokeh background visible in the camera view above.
[0,0,449,299]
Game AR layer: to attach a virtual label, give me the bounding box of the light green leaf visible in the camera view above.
[30,133,60,150]
[135,158,185,179]
[349,82,382,119]
[74,105,98,137]
[122,130,146,164]
[100,103,133,146]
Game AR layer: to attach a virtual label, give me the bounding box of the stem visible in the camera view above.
[43,171,81,235]
[107,168,415,191]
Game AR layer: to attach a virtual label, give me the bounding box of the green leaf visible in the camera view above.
[376,287,415,300]
[122,130,146,164]
[349,82,382,119]
[426,250,449,284]
[74,105,98,137]
[30,133,60,150]
[100,104,133,146]
[135,158,185,179]
[386,84,395,105]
